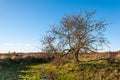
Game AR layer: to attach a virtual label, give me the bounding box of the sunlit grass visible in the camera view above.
[18,64,48,80]
[0,55,120,80]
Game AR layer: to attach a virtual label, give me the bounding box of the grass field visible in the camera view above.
[0,52,120,80]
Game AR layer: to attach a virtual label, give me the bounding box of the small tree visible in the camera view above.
[41,10,108,65]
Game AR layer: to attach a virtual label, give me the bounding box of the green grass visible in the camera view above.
[0,57,49,80]
[0,57,120,80]
[0,62,25,80]
[19,64,48,80]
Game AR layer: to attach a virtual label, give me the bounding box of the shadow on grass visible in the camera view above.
[0,57,53,80]
[78,58,120,74]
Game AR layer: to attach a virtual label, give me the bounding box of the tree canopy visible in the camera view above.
[41,10,108,64]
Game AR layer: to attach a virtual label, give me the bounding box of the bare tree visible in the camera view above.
[41,10,108,65]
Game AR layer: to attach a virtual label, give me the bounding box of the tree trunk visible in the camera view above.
[74,52,79,65]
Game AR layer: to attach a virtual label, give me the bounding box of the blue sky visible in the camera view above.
[0,0,120,53]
